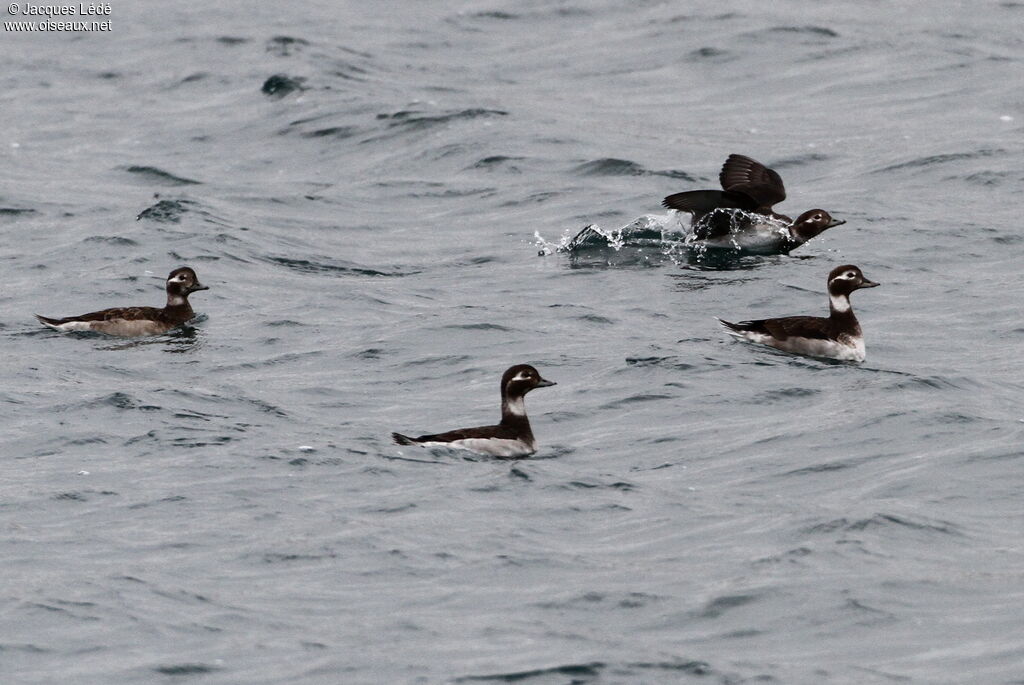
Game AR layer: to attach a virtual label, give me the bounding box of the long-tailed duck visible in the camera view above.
[662,153,845,254]
[36,267,208,337]
[718,265,879,362]
[392,364,556,457]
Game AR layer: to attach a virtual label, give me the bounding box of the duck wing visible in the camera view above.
[398,424,517,444]
[45,306,164,324]
[662,189,758,214]
[724,315,833,340]
[719,154,786,210]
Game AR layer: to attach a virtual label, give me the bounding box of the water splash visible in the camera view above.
[681,209,792,258]
[536,214,683,256]
[535,225,623,255]
[537,210,801,267]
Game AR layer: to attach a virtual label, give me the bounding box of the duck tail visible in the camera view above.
[392,432,417,446]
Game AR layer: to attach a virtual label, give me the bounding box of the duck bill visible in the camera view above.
[827,218,846,228]
[190,283,210,292]
[858,279,880,289]
[535,378,556,388]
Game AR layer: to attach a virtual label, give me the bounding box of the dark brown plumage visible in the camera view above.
[723,315,837,341]
[663,154,790,220]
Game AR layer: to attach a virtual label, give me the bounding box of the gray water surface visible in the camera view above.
[2,1,1023,683]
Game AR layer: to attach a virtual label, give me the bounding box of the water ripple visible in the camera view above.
[122,165,200,186]
[263,255,411,277]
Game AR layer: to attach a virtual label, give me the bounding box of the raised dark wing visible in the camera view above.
[662,189,757,214]
[719,154,786,209]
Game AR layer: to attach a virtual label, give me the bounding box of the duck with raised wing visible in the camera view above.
[718,265,879,362]
[392,364,556,457]
[662,153,845,254]
[36,267,209,337]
